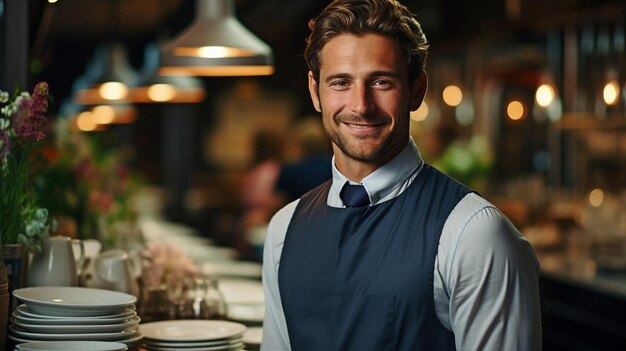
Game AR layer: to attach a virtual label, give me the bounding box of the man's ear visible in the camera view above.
[308,71,322,112]
[409,71,428,111]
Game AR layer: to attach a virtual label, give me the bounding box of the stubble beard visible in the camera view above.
[322,110,399,163]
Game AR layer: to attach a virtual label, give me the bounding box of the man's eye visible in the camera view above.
[331,81,349,87]
[373,80,391,87]
[329,81,350,90]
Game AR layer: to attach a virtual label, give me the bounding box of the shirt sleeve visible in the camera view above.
[261,200,298,351]
[443,197,542,351]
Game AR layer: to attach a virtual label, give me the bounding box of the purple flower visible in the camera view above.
[13,82,49,143]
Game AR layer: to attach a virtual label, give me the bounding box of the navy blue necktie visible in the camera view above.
[340,183,370,207]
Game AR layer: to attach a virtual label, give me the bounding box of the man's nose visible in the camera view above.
[348,84,374,115]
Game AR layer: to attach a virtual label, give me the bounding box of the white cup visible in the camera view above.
[92,250,139,296]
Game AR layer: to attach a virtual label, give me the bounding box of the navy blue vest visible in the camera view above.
[278,165,471,351]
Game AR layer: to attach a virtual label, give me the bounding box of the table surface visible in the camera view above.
[538,251,626,300]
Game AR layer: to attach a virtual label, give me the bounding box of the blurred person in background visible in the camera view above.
[242,130,285,229]
[261,0,542,350]
[274,116,332,203]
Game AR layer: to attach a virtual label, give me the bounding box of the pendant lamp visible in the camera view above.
[159,0,274,76]
[132,42,206,103]
[60,99,138,132]
[72,42,139,105]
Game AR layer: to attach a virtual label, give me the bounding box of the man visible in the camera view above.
[261,0,542,350]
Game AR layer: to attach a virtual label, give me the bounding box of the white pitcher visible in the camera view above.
[27,236,84,287]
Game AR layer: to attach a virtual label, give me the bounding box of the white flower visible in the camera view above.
[1,105,11,117]
[35,208,48,220]
[0,91,8,103]
[18,207,53,252]
[0,118,9,130]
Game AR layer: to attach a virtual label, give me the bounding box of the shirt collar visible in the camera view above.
[329,137,424,207]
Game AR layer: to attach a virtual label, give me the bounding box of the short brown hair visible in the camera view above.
[304,0,429,84]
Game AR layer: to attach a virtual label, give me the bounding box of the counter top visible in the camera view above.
[538,251,626,300]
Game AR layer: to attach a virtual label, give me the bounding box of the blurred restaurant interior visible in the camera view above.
[2,0,626,349]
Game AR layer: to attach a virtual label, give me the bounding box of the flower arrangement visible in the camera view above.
[141,240,200,288]
[34,118,146,248]
[0,82,57,252]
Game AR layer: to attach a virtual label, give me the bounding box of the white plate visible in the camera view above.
[226,304,264,322]
[14,306,138,324]
[140,320,246,342]
[143,336,243,348]
[242,327,263,345]
[142,341,244,351]
[13,286,137,309]
[13,287,137,307]
[22,304,134,318]
[9,333,143,346]
[13,287,136,317]
[11,316,140,333]
[15,341,128,351]
[217,279,264,305]
[9,325,139,341]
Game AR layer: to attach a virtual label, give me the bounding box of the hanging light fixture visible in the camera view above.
[132,42,206,103]
[159,0,274,77]
[72,42,139,105]
[59,98,138,132]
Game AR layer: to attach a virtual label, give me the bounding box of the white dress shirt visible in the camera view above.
[262,138,542,350]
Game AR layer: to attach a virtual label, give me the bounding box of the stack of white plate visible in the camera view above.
[9,287,141,346]
[15,341,128,351]
[242,327,263,351]
[140,319,247,351]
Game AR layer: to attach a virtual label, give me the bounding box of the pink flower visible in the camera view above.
[13,82,49,143]
[30,82,49,115]
[89,191,114,214]
[142,241,200,287]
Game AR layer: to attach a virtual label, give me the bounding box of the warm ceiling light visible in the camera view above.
[603,80,620,105]
[76,111,98,131]
[535,84,556,107]
[589,188,604,208]
[180,46,256,58]
[72,42,138,105]
[442,85,463,106]
[148,84,177,102]
[59,98,137,128]
[92,105,116,124]
[507,100,526,120]
[159,0,274,76]
[132,42,206,103]
[99,82,129,101]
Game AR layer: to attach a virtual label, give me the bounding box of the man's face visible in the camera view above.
[308,33,427,174]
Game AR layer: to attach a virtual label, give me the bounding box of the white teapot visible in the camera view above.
[81,249,142,297]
